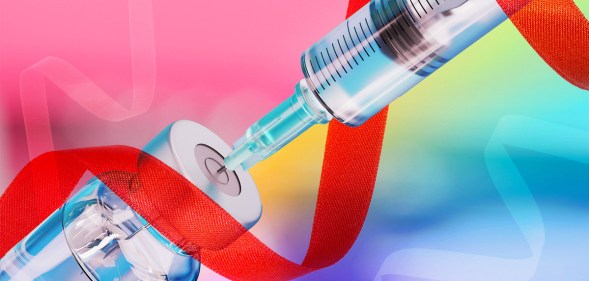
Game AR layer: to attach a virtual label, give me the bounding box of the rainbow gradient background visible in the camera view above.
[1,0,588,280]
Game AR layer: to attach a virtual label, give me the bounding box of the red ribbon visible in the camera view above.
[0,117,388,281]
[1,0,588,280]
[497,0,589,90]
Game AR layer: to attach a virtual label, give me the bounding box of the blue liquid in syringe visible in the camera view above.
[301,0,507,126]
[225,0,508,169]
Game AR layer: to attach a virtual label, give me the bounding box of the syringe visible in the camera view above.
[223,0,509,171]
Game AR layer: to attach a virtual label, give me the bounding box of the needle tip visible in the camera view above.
[216,166,227,175]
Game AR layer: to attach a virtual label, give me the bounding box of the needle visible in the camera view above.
[216,166,227,175]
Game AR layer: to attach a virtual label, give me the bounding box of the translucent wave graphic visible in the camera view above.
[374,115,589,281]
[19,0,155,159]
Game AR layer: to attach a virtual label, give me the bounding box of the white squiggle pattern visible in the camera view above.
[19,0,155,159]
[373,115,589,281]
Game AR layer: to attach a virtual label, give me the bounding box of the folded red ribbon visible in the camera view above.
[1,0,587,280]
[0,117,388,281]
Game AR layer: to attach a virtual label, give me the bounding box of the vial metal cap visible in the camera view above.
[194,143,241,197]
[143,120,262,229]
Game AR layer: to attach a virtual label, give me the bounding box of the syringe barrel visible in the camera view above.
[301,0,507,126]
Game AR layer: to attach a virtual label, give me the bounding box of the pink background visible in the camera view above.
[0,0,346,186]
